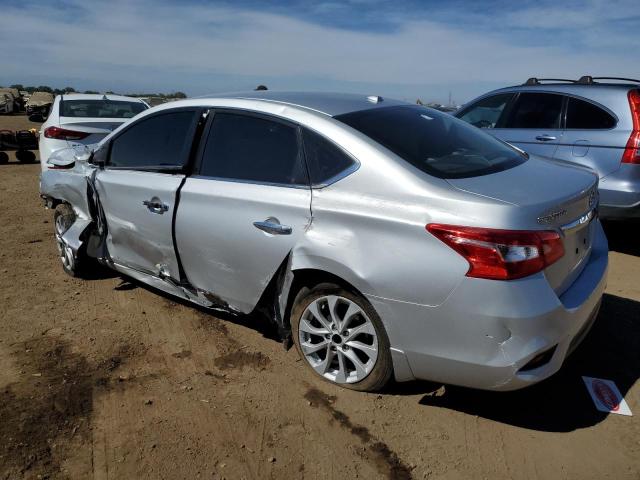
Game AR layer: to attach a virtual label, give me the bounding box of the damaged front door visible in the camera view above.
[95,109,201,281]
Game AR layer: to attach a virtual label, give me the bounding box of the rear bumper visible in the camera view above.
[599,164,640,219]
[368,221,609,391]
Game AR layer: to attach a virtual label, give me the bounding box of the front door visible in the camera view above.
[96,108,201,280]
[175,111,312,313]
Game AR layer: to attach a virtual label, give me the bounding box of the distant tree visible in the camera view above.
[172,91,187,98]
[255,85,268,91]
[63,87,76,93]
[105,91,116,94]
[84,90,100,94]
[10,84,24,91]
[37,85,53,93]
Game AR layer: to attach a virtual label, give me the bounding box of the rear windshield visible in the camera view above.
[335,105,526,179]
[60,99,147,119]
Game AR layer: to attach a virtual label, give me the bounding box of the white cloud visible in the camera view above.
[0,0,636,101]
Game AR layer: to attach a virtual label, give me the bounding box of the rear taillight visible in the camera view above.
[622,89,640,164]
[44,126,90,141]
[426,224,564,280]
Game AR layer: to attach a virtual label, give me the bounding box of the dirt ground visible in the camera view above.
[0,113,638,480]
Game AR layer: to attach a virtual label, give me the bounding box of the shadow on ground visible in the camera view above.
[401,293,639,432]
[603,220,640,257]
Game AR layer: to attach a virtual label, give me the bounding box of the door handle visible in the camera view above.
[253,218,292,235]
[535,134,557,142]
[143,199,169,214]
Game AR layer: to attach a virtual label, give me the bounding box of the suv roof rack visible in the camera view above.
[577,76,640,84]
[523,78,577,86]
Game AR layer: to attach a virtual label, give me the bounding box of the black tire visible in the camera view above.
[54,204,85,277]
[0,152,8,164]
[290,282,393,392]
[15,150,36,163]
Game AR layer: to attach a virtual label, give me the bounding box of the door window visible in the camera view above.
[457,93,513,129]
[566,97,616,129]
[301,128,356,185]
[199,112,307,186]
[505,93,563,129]
[109,111,197,169]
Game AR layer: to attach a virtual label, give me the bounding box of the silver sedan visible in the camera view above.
[40,92,608,392]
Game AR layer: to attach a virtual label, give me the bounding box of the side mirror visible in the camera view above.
[88,142,108,169]
[29,113,44,123]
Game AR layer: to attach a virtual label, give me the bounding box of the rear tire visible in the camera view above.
[290,282,393,392]
[0,152,8,164]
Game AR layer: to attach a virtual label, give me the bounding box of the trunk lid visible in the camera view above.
[447,156,599,295]
[58,118,125,147]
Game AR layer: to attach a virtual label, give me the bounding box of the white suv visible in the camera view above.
[38,93,148,171]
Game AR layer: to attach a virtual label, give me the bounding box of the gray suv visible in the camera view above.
[456,76,640,219]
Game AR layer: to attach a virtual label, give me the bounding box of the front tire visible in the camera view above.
[290,283,393,392]
[54,204,85,277]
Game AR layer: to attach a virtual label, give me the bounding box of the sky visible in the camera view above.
[0,0,638,104]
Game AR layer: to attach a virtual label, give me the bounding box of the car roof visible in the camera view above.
[190,91,410,116]
[59,93,147,103]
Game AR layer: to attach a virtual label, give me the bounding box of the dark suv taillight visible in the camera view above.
[426,224,564,280]
[622,89,640,165]
[44,126,90,141]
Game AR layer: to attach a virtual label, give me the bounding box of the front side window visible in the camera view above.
[457,93,513,129]
[60,99,147,119]
[301,128,355,185]
[566,97,616,129]
[199,112,307,186]
[336,105,526,179]
[504,93,563,129]
[109,111,196,169]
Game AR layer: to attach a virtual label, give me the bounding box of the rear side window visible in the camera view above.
[199,113,307,186]
[60,99,147,119]
[457,93,513,129]
[301,128,355,185]
[109,111,196,169]
[336,105,526,179]
[566,98,616,129]
[505,93,563,129]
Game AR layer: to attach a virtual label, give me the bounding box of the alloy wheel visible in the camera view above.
[298,295,378,384]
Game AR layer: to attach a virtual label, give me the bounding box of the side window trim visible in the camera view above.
[563,94,619,131]
[192,108,311,189]
[105,107,203,173]
[299,126,360,188]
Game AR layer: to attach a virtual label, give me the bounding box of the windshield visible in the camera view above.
[60,99,147,119]
[335,105,526,179]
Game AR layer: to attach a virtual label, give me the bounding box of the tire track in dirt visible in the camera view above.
[304,386,413,480]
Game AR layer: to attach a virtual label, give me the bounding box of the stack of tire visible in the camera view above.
[0,129,37,164]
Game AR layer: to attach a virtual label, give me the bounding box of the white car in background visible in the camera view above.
[37,94,148,171]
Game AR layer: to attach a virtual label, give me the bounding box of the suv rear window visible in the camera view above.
[335,105,526,179]
[60,99,147,119]
[566,97,616,129]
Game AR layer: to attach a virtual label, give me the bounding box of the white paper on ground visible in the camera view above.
[582,376,632,416]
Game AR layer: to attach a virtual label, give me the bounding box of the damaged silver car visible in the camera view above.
[40,92,608,392]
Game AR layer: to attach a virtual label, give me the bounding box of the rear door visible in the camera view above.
[554,96,622,177]
[175,110,311,313]
[499,92,565,158]
[95,108,201,280]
